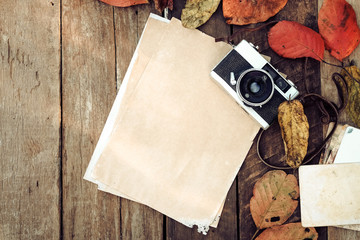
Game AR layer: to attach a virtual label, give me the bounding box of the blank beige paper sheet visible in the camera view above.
[84,15,259,234]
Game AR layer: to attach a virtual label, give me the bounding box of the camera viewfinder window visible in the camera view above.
[262,64,291,92]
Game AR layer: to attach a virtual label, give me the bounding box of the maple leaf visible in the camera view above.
[99,0,148,7]
[250,170,299,229]
[256,222,318,240]
[278,99,309,169]
[181,0,221,29]
[318,0,360,61]
[223,0,288,25]
[268,21,325,61]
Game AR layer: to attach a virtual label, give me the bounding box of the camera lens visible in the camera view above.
[236,69,274,107]
[249,82,261,94]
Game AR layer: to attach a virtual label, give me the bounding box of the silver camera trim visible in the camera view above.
[236,68,275,107]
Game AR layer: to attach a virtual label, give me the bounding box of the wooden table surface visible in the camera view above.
[1,0,359,239]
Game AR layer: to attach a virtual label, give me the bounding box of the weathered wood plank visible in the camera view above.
[319,0,360,238]
[0,1,61,239]
[114,5,164,240]
[62,1,120,239]
[328,226,360,240]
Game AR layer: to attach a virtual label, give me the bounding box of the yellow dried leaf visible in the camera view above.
[181,0,221,29]
[278,100,309,169]
[341,65,360,127]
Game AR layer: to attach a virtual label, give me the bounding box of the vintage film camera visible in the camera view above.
[211,40,299,129]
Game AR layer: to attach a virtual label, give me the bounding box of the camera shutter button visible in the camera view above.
[230,72,236,85]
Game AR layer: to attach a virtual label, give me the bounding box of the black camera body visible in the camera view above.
[211,40,299,129]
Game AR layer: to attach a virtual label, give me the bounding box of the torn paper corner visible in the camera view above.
[179,218,211,235]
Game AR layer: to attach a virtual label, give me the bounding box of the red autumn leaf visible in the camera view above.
[268,21,325,61]
[99,0,148,7]
[256,222,318,240]
[223,0,288,25]
[154,0,173,13]
[318,0,360,61]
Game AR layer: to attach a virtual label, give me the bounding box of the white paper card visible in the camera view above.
[300,163,360,227]
[334,126,360,164]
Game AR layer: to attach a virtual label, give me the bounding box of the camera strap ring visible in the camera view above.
[256,72,348,170]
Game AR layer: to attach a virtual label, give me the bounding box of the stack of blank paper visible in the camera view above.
[84,14,259,234]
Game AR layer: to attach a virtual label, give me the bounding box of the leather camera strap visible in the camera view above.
[256,72,348,170]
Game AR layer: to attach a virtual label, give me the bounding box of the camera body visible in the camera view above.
[211,40,299,129]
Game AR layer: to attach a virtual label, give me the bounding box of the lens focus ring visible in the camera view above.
[236,68,274,107]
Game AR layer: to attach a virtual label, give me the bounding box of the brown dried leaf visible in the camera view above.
[278,100,309,169]
[99,0,148,7]
[223,0,288,25]
[250,170,299,229]
[318,0,360,61]
[268,21,325,61]
[154,0,173,13]
[341,66,360,127]
[256,222,318,240]
[181,0,221,29]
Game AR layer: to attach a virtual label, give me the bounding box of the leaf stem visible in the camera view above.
[298,41,360,85]
[251,228,260,240]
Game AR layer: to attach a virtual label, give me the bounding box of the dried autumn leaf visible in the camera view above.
[181,0,221,29]
[250,170,299,229]
[318,0,360,61]
[223,0,288,25]
[341,66,360,127]
[154,0,173,13]
[278,100,309,169]
[268,21,325,61]
[99,0,148,7]
[256,222,318,240]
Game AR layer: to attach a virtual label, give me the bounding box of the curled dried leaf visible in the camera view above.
[256,222,318,240]
[268,21,325,61]
[318,0,360,61]
[341,66,360,127]
[223,0,288,25]
[99,0,148,7]
[181,0,221,29]
[278,100,309,169]
[250,170,299,229]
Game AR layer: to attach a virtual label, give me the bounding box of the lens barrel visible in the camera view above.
[236,68,274,107]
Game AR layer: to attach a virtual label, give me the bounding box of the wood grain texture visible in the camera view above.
[62,1,120,239]
[114,4,164,240]
[1,0,357,238]
[0,1,61,239]
[328,226,360,240]
[319,0,360,238]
